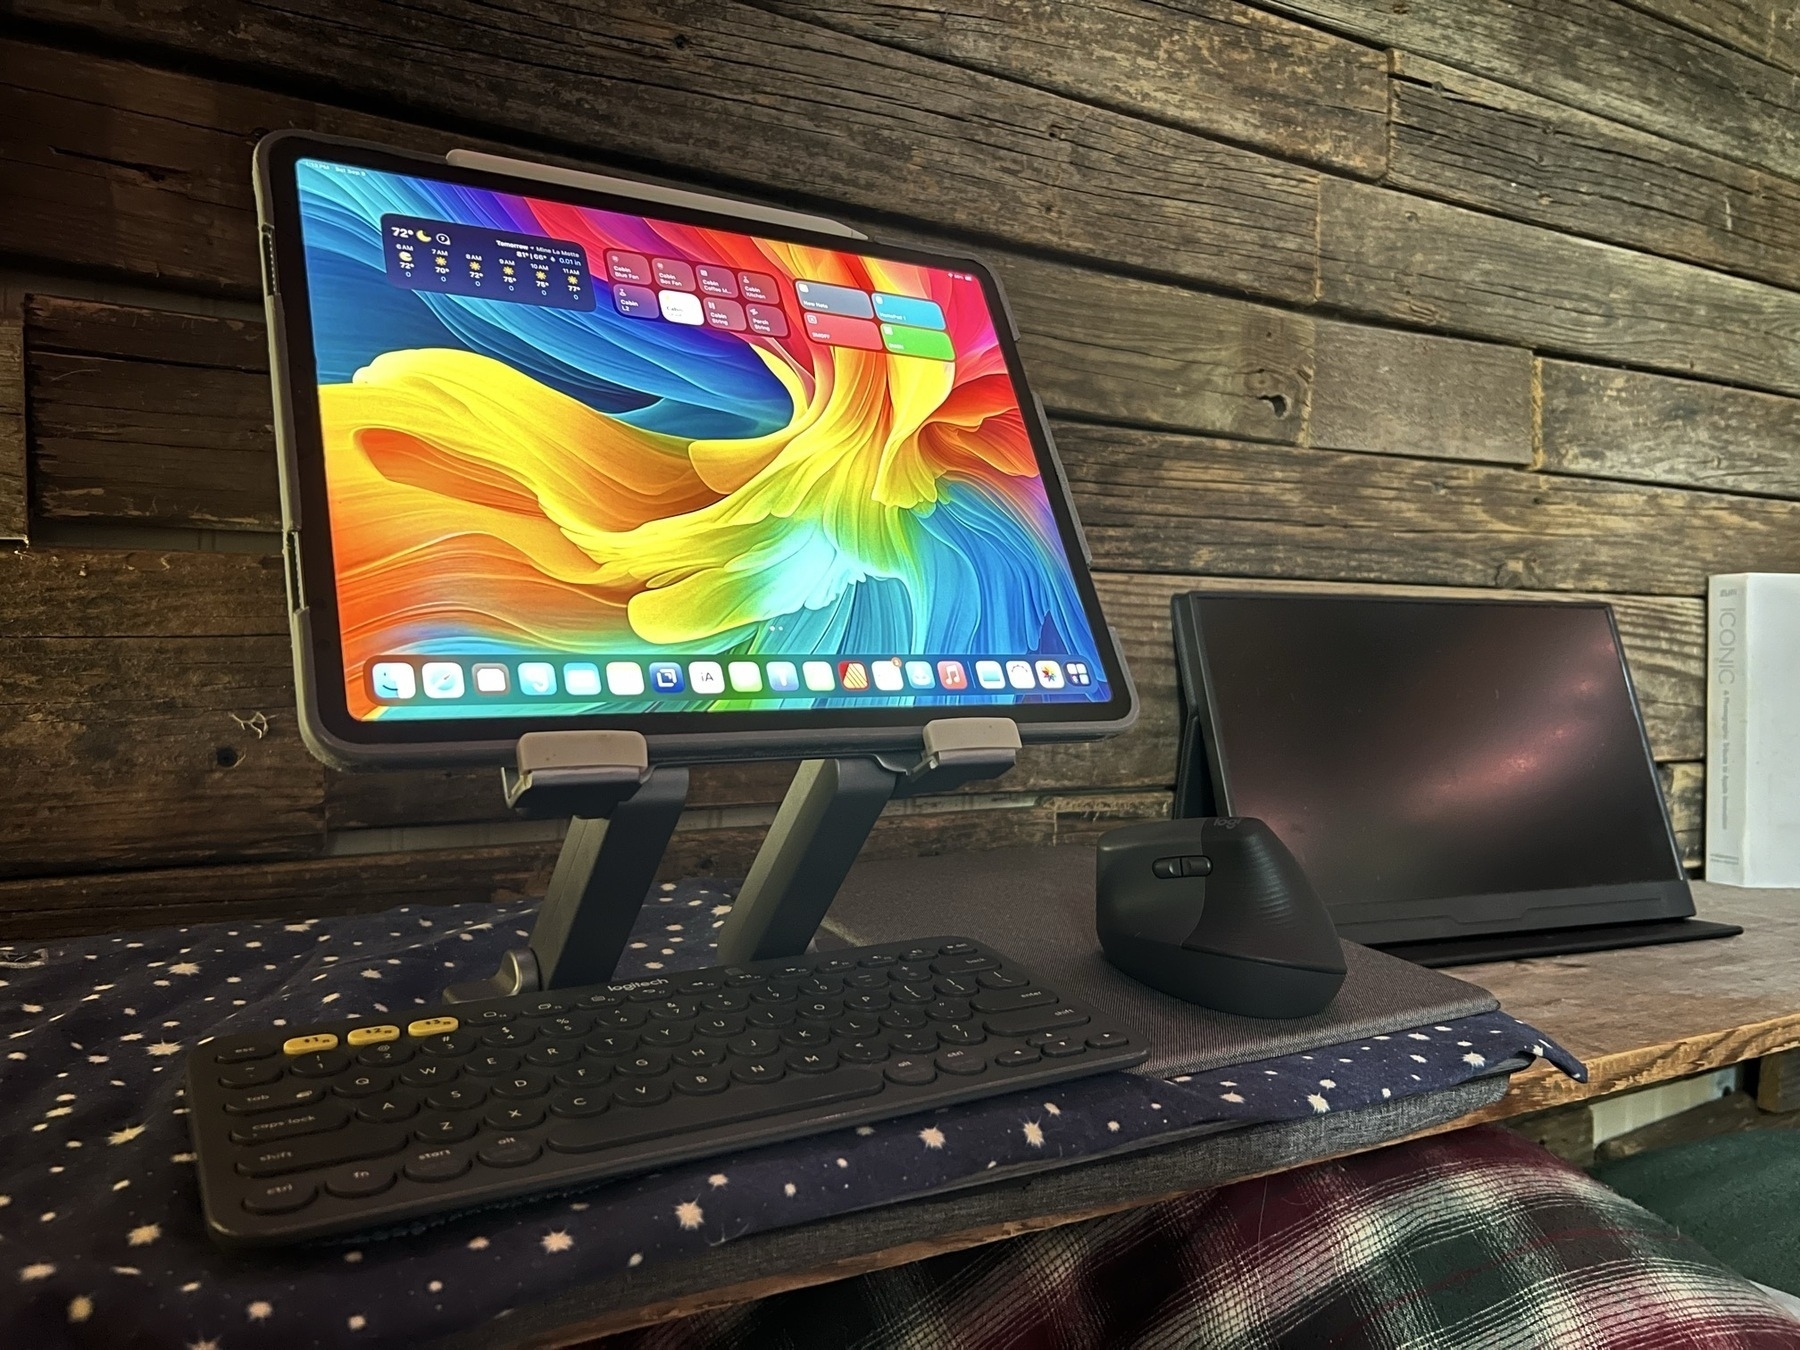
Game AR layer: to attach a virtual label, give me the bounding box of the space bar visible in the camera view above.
[545,1069,885,1155]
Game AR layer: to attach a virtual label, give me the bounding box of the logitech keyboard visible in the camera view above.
[186,936,1147,1245]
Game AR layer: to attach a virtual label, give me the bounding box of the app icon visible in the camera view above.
[839,661,869,691]
[905,659,935,689]
[690,661,725,694]
[767,661,800,692]
[517,662,557,696]
[472,663,509,695]
[975,660,1006,690]
[803,661,836,692]
[1065,661,1092,687]
[728,661,763,693]
[371,662,416,700]
[648,661,686,693]
[937,660,968,690]
[1034,659,1065,690]
[421,662,465,699]
[564,663,602,697]
[606,661,646,696]
[1005,659,1036,690]
[872,658,905,692]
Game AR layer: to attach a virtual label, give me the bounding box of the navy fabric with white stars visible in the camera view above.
[0,881,1582,1348]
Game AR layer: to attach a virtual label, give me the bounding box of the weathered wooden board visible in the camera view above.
[1320,179,1800,401]
[1539,360,1800,498]
[1,7,1321,302]
[1057,423,1800,599]
[0,309,24,540]
[27,298,277,529]
[0,546,286,638]
[0,788,1171,936]
[1387,54,1800,294]
[1661,761,1705,869]
[1625,0,1800,74]
[1266,0,1800,180]
[753,0,1388,176]
[1307,321,1533,464]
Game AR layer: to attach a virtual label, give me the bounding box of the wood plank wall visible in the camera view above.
[3,0,1797,936]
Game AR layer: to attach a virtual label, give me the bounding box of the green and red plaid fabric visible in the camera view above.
[607,1125,1800,1349]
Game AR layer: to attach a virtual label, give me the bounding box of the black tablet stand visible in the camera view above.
[443,719,1020,1003]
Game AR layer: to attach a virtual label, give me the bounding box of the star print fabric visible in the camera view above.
[0,883,1580,1348]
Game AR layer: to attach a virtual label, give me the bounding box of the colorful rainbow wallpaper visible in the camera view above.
[295,160,1108,718]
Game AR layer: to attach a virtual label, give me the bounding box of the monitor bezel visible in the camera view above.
[1177,590,1693,944]
[254,132,1136,768]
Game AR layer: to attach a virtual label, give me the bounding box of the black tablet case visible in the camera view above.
[823,844,1499,1079]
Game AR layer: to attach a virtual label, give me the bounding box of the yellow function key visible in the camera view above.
[407,1016,460,1038]
[281,1032,339,1056]
[345,1024,400,1047]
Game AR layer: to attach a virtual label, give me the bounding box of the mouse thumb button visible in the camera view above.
[1180,856,1211,877]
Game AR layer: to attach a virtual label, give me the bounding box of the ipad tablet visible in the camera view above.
[254,134,1135,768]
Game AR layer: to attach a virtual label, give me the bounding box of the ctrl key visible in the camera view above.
[242,1178,317,1215]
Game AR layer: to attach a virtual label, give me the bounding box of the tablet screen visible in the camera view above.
[289,156,1117,725]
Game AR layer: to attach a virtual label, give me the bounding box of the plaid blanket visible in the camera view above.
[606,1125,1800,1349]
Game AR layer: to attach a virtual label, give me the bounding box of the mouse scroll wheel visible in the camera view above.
[1152,855,1212,879]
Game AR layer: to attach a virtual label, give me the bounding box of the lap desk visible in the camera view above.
[0,848,1578,1348]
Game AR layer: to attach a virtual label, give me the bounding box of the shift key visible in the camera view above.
[235,1126,409,1178]
[984,1006,1090,1038]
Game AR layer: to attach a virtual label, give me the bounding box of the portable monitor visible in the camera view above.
[1172,592,1738,964]
[255,135,1133,766]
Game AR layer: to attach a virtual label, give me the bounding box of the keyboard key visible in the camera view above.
[355,1041,414,1068]
[938,942,976,956]
[218,1061,284,1089]
[995,1047,1042,1067]
[787,1049,838,1074]
[222,1085,323,1115]
[674,1044,725,1067]
[971,988,1056,1014]
[288,1051,350,1078]
[939,1021,986,1046]
[797,977,842,997]
[750,986,796,1006]
[594,1006,648,1029]
[480,1025,534,1048]
[230,1104,350,1145]
[985,1007,1089,1038]
[891,982,934,1005]
[408,1016,460,1038]
[846,973,888,992]
[835,1013,882,1038]
[243,1178,317,1214]
[400,1062,457,1088]
[694,1016,744,1039]
[858,954,897,968]
[282,1032,339,1057]
[554,1064,612,1088]
[577,991,621,1008]
[839,1039,887,1063]
[884,1057,936,1086]
[536,1014,593,1039]
[1040,1036,1087,1058]
[425,1083,486,1112]
[484,1101,547,1130]
[332,1071,393,1100]
[935,976,979,998]
[346,1024,400,1047]
[324,1163,395,1198]
[701,991,750,1014]
[880,1008,927,1031]
[897,948,935,963]
[213,1037,278,1064]
[649,998,699,1020]
[525,1042,582,1066]
[894,962,934,982]
[235,1126,408,1178]
[614,1079,672,1107]
[892,1030,939,1054]
[418,1032,478,1058]
[728,1032,781,1058]
[674,1068,730,1094]
[549,1069,883,1155]
[816,958,857,974]
[780,1024,832,1048]
[462,1007,513,1025]
[640,1024,693,1048]
[843,992,890,1013]
[355,1093,420,1125]
[795,999,839,1022]
[731,1059,783,1085]
[465,1052,521,1077]
[550,1090,609,1118]
[674,975,721,993]
[585,1033,638,1057]
[628,987,673,1003]
[403,1145,472,1183]
[492,1072,551,1099]
[415,1115,478,1143]
[936,1049,986,1076]
[927,999,972,1023]
[931,954,997,976]
[978,970,1029,990]
[478,1134,542,1168]
[617,1052,670,1078]
[1087,1031,1132,1050]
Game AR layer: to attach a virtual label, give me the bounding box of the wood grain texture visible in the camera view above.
[0,309,24,540]
[1757,1046,1800,1112]
[750,0,1389,175]
[26,297,277,529]
[1267,0,1800,180]
[1387,53,1800,293]
[1661,761,1705,869]
[1056,423,1800,598]
[1626,0,1800,73]
[0,546,286,638]
[1307,320,1533,464]
[1539,360,1800,498]
[1458,883,1800,1119]
[1320,178,1800,401]
[1,4,1320,302]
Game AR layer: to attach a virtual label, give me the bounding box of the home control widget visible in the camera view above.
[365,655,1103,705]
